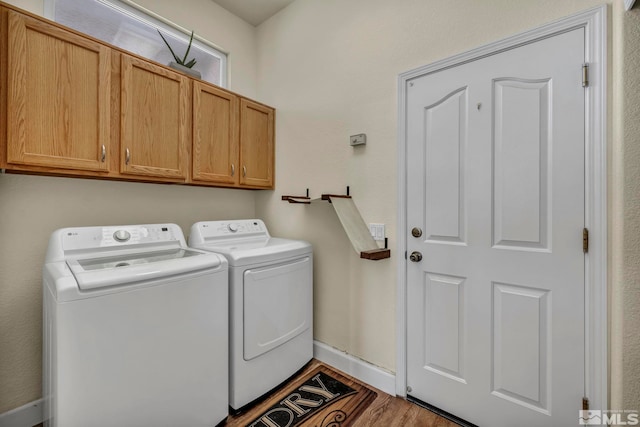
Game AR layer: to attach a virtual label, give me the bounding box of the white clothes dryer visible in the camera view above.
[43,223,228,427]
[189,219,313,411]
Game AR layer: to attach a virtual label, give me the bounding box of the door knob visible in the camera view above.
[411,227,422,238]
[409,251,422,262]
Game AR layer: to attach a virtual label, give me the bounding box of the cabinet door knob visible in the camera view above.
[243,165,247,177]
[231,164,235,177]
[125,148,130,165]
[101,145,106,162]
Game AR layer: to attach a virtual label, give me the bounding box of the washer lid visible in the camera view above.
[67,248,222,290]
[196,237,312,267]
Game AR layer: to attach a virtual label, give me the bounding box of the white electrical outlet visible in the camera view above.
[369,223,385,241]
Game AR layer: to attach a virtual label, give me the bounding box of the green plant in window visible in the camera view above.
[157,29,197,68]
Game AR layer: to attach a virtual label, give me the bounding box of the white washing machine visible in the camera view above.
[189,219,313,411]
[43,223,229,427]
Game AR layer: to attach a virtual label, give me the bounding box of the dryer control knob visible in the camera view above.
[228,223,239,232]
[113,230,131,242]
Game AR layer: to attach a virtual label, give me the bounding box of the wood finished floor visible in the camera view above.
[226,359,459,427]
[33,359,459,427]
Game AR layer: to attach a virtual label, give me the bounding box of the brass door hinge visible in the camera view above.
[582,63,589,87]
[583,397,589,410]
[583,228,589,253]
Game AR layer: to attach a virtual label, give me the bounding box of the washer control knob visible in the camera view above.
[228,223,239,232]
[113,230,131,242]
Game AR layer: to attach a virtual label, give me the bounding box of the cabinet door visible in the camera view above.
[6,10,111,172]
[239,98,274,188]
[192,82,239,185]
[121,55,188,180]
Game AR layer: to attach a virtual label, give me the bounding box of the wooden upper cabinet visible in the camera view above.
[192,81,239,185]
[120,54,188,181]
[239,98,274,188]
[6,10,111,172]
[1,3,275,189]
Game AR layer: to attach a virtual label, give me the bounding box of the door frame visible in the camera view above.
[396,5,608,411]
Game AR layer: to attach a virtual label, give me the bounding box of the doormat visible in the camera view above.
[244,365,377,427]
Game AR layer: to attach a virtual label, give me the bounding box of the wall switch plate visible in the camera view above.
[369,223,385,241]
[350,133,366,146]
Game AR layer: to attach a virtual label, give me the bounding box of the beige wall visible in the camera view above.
[0,0,258,413]
[255,0,640,411]
[610,2,640,412]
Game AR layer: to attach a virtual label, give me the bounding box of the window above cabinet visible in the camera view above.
[44,0,227,87]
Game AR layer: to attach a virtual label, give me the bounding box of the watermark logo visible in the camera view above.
[579,410,639,425]
[579,410,602,425]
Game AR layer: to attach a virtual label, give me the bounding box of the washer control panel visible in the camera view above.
[198,219,268,238]
[62,224,181,251]
[113,230,131,242]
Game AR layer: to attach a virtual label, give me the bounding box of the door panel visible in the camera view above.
[120,55,188,180]
[406,28,585,427]
[192,82,239,184]
[423,273,466,382]
[424,87,467,244]
[493,79,551,250]
[239,98,274,188]
[492,282,550,412]
[7,10,110,172]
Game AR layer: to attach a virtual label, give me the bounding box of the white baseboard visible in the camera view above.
[0,398,43,427]
[313,340,396,396]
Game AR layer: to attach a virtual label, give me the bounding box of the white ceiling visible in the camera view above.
[211,0,296,26]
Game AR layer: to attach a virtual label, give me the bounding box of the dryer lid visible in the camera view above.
[196,237,312,267]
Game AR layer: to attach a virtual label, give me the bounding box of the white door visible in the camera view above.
[406,28,585,427]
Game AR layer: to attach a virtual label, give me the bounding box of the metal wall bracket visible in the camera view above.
[281,186,390,260]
